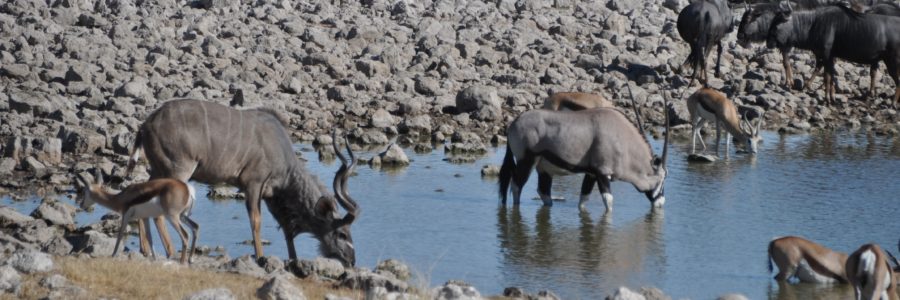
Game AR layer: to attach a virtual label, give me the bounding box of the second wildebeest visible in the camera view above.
[738,0,900,90]
[677,0,735,86]
[767,2,900,106]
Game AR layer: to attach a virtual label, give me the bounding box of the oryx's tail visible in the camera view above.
[498,146,516,204]
[126,128,144,175]
[767,239,775,274]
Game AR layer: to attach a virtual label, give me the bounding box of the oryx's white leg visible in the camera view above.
[597,175,613,211]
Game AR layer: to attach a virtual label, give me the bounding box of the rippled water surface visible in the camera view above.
[4,131,900,299]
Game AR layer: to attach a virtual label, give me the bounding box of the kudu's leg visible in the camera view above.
[244,183,265,258]
[536,171,553,207]
[511,154,536,205]
[578,174,596,211]
[282,227,297,260]
[597,175,613,212]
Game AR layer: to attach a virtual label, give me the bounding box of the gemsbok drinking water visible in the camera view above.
[128,99,359,267]
[74,170,199,264]
[686,87,761,157]
[498,86,670,212]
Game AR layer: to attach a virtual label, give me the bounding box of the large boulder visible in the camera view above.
[0,266,21,293]
[375,259,411,281]
[4,136,62,166]
[256,274,306,300]
[375,144,410,166]
[0,206,34,228]
[8,250,54,274]
[58,127,106,155]
[219,255,267,278]
[183,288,235,300]
[30,198,76,230]
[67,230,117,257]
[339,269,408,293]
[432,281,482,300]
[455,86,501,113]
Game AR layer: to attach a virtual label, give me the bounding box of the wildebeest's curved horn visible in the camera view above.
[662,91,671,165]
[627,83,646,137]
[331,131,358,224]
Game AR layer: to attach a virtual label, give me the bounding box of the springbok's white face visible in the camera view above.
[74,174,100,212]
[741,118,763,154]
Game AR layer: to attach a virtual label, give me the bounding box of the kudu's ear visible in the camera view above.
[315,196,337,217]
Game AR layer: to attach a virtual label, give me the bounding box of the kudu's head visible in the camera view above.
[766,1,793,49]
[73,169,103,212]
[313,133,359,267]
[628,85,670,207]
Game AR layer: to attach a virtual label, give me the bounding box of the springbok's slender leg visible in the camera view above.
[511,154,536,205]
[244,183,265,258]
[724,132,731,158]
[282,227,297,260]
[537,171,553,206]
[578,174,596,211]
[143,218,155,258]
[181,215,199,264]
[782,50,794,89]
[153,216,174,258]
[138,220,151,256]
[112,210,131,257]
[167,214,190,264]
[597,175,613,211]
[691,117,708,154]
[714,119,723,157]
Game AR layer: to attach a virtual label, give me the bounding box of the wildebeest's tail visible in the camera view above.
[126,127,144,175]
[498,146,516,204]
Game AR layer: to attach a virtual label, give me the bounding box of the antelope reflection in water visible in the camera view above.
[767,281,854,300]
[496,207,665,293]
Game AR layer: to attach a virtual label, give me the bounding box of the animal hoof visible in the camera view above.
[687,153,717,163]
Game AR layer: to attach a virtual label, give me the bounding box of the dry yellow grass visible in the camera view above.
[3,256,364,300]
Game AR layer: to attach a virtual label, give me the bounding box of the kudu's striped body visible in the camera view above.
[75,171,199,264]
[499,89,670,211]
[846,243,899,300]
[128,99,359,266]
[687,88,761,156]
[767,236,849,284]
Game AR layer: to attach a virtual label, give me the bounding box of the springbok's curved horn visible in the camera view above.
[75,173,88,187]
[886,248,900,270]
[331,131,358,225]
[662,91,671,165]
[93,169,103,185]
[627,83,646,137]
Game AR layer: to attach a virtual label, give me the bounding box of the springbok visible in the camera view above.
[686,88,762,157]
[677,0,735,86]
[537,92,616,207]
[767,2,900,106]
[846,243,899,300]
[767,236,849,283]
[74,170,199,264]
[498,86,670,211]
[128,99,359,266]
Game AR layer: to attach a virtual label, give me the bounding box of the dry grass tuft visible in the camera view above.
[3,256,363,299]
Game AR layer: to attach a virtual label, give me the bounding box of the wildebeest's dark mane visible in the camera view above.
[826,1,866,18]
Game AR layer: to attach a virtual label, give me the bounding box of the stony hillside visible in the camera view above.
[1,0,898,192]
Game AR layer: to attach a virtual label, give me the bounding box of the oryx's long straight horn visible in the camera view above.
[662,91,671,165]
[627,83,646,137]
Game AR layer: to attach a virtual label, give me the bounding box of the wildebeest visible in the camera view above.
[677,0,735,86]
[738,0,900,90]
[767,2,900,106]
[498,88,670,211]
[128,99,359,266]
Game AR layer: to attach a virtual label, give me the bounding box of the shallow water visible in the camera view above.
[4,131,900,299]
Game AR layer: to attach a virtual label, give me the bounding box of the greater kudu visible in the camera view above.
[498,88,671,211]
[128,99,359,266]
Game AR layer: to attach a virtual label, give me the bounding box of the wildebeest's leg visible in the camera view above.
[578,174,595,211]
[282,227,297,260]
[714,41,723,79]
[536,171,553,206]
[244,183,265,258]
[868,63,878,99]
[781,49,794,89]
[511,154,536,205]
[597,175,613,212]
[887,59,899,108]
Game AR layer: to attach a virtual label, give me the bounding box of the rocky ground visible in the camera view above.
[0,0,892,298]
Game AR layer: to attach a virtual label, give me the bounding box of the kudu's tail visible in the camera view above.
[126,127,145,176]
[498,146,516,204]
